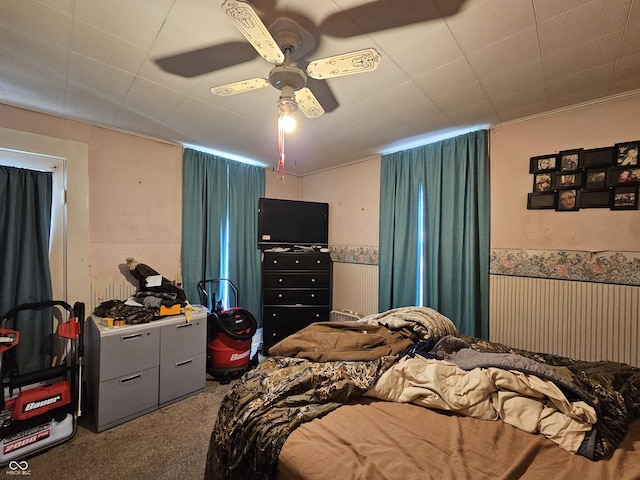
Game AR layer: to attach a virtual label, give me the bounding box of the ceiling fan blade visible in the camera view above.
[221,0,285,64]
[306,48,381,80]
[211,78,269,96]
[295,88,325,118]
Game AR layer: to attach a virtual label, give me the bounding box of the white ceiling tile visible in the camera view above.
[73,0,168,49]
[414,58,478,97]
[480,60,545,100]
[467,27,541,79]
[121,78,188,122]
[445,0,535,54]
[1,0,72,47]
[68,52,135,97]
[537,0,630,55]
[71,19,148,74]
[432,82,489,113]
[388,23,464,78]
[543,31,623,81]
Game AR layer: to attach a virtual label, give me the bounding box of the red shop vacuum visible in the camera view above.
[0,300,84,465]
[197,279,257,384]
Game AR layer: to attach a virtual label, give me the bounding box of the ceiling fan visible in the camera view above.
[210,0,382,120]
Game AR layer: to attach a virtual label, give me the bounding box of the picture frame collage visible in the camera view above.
[527,140,640,211]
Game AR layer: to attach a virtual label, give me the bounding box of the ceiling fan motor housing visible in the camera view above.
[269,65,307,91]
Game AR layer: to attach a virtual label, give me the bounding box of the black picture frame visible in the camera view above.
[614,140,639,167]
[556,189,579,211]
[611,185,639,210]
[607,166,640,186]
[527,192,556,210]
[580,146,615,168]
[533,172,553,192]
[577,189,610,208]
[552,171,584,190]
[529,154,559,173]
[584,168,608,189]
[559,149,583,172]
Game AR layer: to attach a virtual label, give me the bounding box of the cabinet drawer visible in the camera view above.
[263,289,330,306]
[263,253,330,270]
[99,327,159,381]
[96,366,159,431]
[160,317,206,364]
[159,352,206,406]
[263,272,329,288]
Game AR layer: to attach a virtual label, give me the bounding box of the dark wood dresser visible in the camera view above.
[262,250,332,350]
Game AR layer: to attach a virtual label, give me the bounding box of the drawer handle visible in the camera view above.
[278,293,283,298]
[120,373,142,384]
[278,278,283,283]
[176,323,193,329]
[295,260,300,264]
[175,359,193,367]
[121,333,143,341]
[310,293,315,298]
[311,278,316,282]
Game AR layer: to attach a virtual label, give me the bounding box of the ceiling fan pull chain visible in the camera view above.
[277,117,286,181]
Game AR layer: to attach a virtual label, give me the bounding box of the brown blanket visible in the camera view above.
[268,321,414,361]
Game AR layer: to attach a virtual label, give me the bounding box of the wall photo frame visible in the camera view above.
[584,168,608,189]
[580,146,615,168]
[552,171,583,190]
[615,141,639,167]
[611,185,639,210]
[556,189,578,211]
[559,149,582,172]
[577,189,610,208]
[527,192,556,210]
[533,172,553,192]
[529,154,558,173]
[608,167,640,186]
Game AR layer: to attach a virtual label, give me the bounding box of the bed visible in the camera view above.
[204,307,640,480]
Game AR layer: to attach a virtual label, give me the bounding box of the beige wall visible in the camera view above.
[490,91,640,251]
[0,104,183,308]
[300,157,381,247]
[3,90,640,312]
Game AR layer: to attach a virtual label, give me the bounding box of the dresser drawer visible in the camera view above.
[263,315,317,349]
[263,306,329,323]
[160,316,206,364]
[263,272,329,288]
[98,326,159,382]
[159,352,206,406]
[263,289,330,306]
[96,365,159,431]
[263,253,330,270]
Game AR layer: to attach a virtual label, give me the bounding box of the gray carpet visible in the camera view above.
[19,378,235,480]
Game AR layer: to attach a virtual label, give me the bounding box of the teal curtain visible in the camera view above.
[379,130,489,338]
[0,165,54,373]
[181,149,265,325]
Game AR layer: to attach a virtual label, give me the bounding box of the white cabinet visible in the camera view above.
[87,310,206,432]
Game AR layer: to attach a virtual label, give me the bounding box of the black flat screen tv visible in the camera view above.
[258,197,329,248]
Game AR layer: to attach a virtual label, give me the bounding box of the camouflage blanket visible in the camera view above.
[204,356,394,480]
